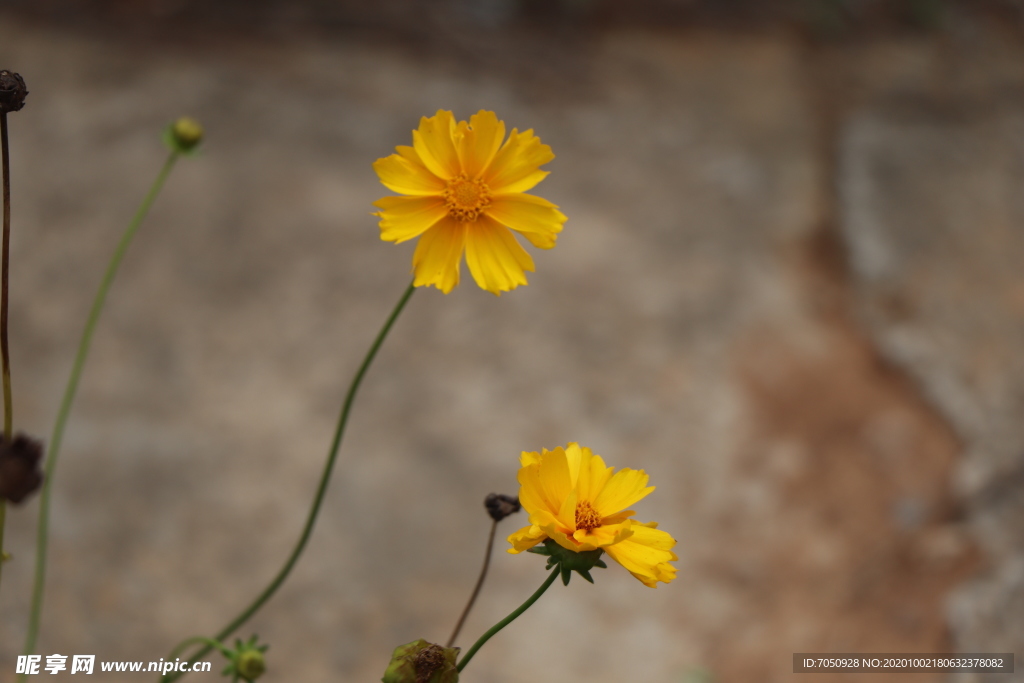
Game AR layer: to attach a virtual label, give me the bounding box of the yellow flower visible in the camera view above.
[507,443,677,588]
[373,110,566,295]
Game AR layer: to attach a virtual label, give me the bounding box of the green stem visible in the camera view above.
[20,152,180,670]
[456,568,559,673]
[162,281,417,683]
[167,636,232,660]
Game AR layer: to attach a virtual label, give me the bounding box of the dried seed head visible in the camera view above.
[381,639,459,683]
[0,432,44,504]
[0,71,28,114]
[484,493,520,522]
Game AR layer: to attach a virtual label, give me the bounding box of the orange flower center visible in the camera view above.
[575,500,601,533]
[444,175,491,222]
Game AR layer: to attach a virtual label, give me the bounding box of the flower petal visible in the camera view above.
[485,128,555,193]
[520,450,542,468]
[592,467,654,517]
[573,520,633,551]
[456,111,506,179]
[373,195,448,243]
[373,153,446,196]
[507,524,546,553]
[412,110,460,180]
[411,217,467,294]
[464,214,535,295]
[533,446,574,516]
[603,522,678,588]
[517,462,554,520]
[485,194,566,250]
[573,446,613,505]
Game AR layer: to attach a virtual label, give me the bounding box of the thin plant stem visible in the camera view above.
[447,519,498,648]
[0,110,12,594]
[1,111,13,441]
[20,152,180,670]
[456,567,559,673]
[162,281,417,683]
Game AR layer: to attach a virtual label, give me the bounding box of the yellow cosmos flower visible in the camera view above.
[507,442,678,588]
[373,110,567,295]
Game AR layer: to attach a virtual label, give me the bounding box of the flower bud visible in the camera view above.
[0,433,44,504]
[220,635,268,683]
[484,493,520,522]
[382,639,459,683]
[235,649,265,681]
[164,117,204,153]
[0,70,28,114]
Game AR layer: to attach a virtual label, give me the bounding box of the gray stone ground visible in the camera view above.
[0,14,1020,683]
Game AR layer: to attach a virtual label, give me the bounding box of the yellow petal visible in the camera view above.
[496,169,549,195]
[535,446,574,513]
[485,194,566,250]
[592,467,654,517]
[411,217,467,294]
[517,462,554,519]
[573,446,613,504]
[555,488,579,533]
[373,195,448,243]
[373,153,446,196]
[412,110,460,180]
[507,524,546,553]
[572,520,633,551]
[538,516,581,554]
[520,450,542,467]
[603,522,678,588]
[485,128,555,193]
[561,442,584,489]
[464,215,535,295]
[456,111,506,179]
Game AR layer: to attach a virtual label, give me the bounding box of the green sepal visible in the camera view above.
[382,639,459,683]
[219,634,268,683]
[528,538,607,585]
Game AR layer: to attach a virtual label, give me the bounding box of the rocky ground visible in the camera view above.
[0,8,1021,683]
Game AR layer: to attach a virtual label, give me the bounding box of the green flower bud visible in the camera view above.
[220,635,268,683]
[528,538,608,585]
[235,649,265,681]
[164,116,204,154]
[382,639,459,683]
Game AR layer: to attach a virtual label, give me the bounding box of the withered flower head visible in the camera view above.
[0,71,28,114]
[0,432,43,504]
[484,493,520,522]
[381,639,459,683]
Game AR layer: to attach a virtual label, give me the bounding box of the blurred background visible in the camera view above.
[0,1,1023,681]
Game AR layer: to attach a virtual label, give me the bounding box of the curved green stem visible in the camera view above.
[20,152,180,670]
[168,636,231,660]
[162,281,417,683]
[456,568,559,673]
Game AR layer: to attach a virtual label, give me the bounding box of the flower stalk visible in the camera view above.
[446,494,520,648]
[21,148,182,671]
[455,567,559,673]
[0,80,20,593]
[162,281,417,682]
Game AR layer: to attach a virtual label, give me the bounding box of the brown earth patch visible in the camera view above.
[713,230,981,682]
